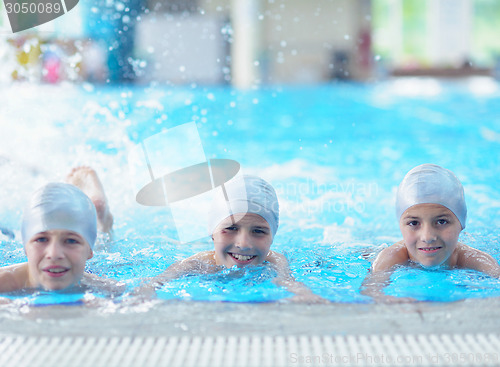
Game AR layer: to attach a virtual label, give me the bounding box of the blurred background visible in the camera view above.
[1,0,499,87]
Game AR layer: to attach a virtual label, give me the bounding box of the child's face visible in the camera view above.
[399,203,462,268]
[212,213,273,268]
[25,229,93,290]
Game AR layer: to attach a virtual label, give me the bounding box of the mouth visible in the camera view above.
[418,246,442,254]
[43,266,69,277]
[228,252,257,264]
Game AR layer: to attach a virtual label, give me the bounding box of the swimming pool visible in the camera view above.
[1,78,500,364]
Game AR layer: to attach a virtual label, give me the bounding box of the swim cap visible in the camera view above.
[396,164,467,229]
[208,175,279,236]
[21,183,97,249]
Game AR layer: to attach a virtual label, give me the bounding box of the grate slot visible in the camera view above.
[1,333,499,367]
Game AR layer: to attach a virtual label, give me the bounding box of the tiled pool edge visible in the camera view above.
[2,298,500,337]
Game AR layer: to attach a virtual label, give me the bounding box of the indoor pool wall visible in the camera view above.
[1,78,500,365]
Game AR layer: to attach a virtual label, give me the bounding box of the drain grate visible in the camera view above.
[0,333,499,367]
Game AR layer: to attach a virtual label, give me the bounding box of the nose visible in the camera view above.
[420,223,437,243]
[234,230,252,250]
[45,240,64,259]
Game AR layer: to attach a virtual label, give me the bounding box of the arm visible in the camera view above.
[456,244,500,278]
[361,242,416,303]
[133,251,216,298]
[0,263,29,293]
[266,251,329,304]
[81,273,127,296]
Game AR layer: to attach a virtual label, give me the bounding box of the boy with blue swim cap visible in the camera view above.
[0,167,117,293]
[143,174,326,303]
[363,164,500,303]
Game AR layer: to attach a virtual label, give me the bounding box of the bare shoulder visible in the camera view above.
[0,263,29,292]
[371,241,409,272]
[455,243,493,264]
[187,251,216,265]
[266,250,288,264]
[456,243,500,277]
[157,251,217,281]
[265,251,292,278]
[180,251,217,272]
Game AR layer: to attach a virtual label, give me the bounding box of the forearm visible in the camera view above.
[360,273,389,299]
[274,276,315,297]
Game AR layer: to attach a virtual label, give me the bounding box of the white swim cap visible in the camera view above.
[21,183,97,249]
[208,175,279,236]
[396,164,467,229]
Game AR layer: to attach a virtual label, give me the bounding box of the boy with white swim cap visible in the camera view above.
[363,164,500,303]
[0,183,96,292]
[0,167,118,294]
[144,175,326,303]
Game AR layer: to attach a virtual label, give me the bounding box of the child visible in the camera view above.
[0,167,117,294]
[141,174,326,303]
[362,163,500,303]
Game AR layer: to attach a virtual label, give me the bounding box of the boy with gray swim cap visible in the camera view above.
[0,167,118,294]
[363,164,500,303]
[142,174,326,303]
[0,183,96,292]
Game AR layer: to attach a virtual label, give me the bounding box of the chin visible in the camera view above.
[44,283,70,291]
[420,260,445,269]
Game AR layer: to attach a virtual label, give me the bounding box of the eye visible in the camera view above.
[252,228,269,235]
[33,236,48,243]
[407,220,419,227]
[65,238,82,245]
[436,219,449,226]
[223,226,238,232]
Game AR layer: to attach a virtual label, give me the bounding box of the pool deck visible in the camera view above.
[2,297,500,337]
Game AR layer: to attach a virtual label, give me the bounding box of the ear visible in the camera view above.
[87,248,93,260]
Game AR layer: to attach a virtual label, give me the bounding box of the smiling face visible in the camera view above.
[399,203,462,268]
[25,229,93,290]
[212,213,273,268]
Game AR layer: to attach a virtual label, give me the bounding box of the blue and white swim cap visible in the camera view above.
[21,183,97,249]
[208,175,279,236]
[396,164,467,229]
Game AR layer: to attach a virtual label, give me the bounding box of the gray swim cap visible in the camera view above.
[396,164,467,229]
[208,175,279,236]
[21,183,97,249]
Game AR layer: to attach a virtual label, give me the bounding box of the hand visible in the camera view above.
[286,292,331,304]
[0,297,12,305]
[372,295,419,304]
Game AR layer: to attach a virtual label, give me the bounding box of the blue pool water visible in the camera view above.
[0,77,499,304]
